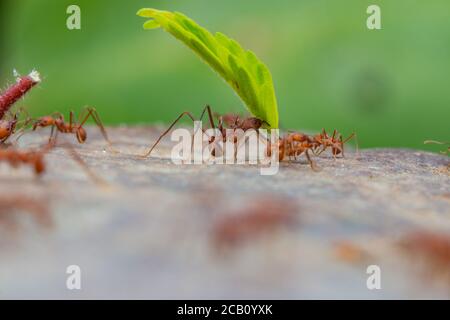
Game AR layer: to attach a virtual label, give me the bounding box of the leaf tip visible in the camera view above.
[143,20,160,30]
[137,8,155,18]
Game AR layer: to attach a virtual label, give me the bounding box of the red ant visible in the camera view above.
[32,106,113,147]
[141,105,356,170]
[267,129,357,170]
[270,132,319,170]
[216,118,357,169]
[139,105,264,158]
[0,142,105,184]
[312,129,357,158]
[0,145,47,175]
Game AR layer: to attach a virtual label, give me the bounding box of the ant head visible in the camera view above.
[76,126,87,143]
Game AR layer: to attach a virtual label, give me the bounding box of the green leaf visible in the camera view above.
[137,8,279,128]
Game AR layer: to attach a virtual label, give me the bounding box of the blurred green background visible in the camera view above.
[1,0,449,150]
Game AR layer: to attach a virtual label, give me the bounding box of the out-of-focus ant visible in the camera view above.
[0,145,47,175]
[399,231,450,283]
[0,142,105,184]
[0,195,52,232]
[212,197,297,250]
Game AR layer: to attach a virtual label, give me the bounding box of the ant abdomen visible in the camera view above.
[76,127,87,143]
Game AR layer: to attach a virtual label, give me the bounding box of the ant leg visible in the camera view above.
[47,125,60,146]
[69,110,77,127]
[332,148,338,160]
[79,107,115,149]
[192,105,216,145]
[316,145,328,156]
[48,126,54,143]
[305,150,320,172]
[332,129,337,139]
[139,111,198,158]
[68,110,77,135]
[199,105,216,130]
[200,105,225,157]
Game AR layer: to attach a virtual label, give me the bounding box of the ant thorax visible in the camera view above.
[220,115,263,131]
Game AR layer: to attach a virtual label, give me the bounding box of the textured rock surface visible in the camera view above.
[0,126,449,299]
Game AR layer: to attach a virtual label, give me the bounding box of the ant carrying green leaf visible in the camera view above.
[137,8,279,129]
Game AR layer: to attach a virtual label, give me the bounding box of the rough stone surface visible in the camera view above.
[0,126,449,299]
